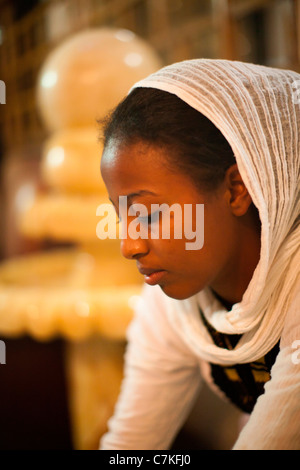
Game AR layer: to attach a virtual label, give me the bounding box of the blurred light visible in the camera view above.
[115,29,135,42]
[41,70,57,88]
[75,300,90,317]
[27,303,40,320]
[124,52,143,67]
[46,146,65,167]
[15,183,36,213]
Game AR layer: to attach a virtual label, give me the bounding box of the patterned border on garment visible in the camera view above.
[199,309,280,413]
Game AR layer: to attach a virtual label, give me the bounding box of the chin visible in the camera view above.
[159,284,198,301]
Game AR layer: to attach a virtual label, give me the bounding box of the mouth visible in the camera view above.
[137,265,167,286]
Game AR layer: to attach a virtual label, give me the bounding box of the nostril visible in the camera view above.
[120,238,149,260]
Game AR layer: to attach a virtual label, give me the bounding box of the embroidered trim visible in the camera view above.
[200,309,280,413]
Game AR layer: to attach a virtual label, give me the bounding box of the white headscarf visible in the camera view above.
[131,59,300,365]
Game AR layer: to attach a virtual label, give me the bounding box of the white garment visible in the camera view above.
[100,283,300,450]
[129,59,300,365]
[100,59,300,449]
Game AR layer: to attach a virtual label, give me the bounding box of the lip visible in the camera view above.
[137,266,167,286]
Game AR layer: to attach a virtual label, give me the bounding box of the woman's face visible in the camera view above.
[101,138,260,303]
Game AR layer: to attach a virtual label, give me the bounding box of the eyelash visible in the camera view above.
[116,212,159,225]
[138,213,157,225]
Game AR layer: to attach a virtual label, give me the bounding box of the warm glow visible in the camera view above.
[124,52,143,67]
[15,183,36,213]
[46,146,65,167]
[41,70,58,88]
[114,29,135,42]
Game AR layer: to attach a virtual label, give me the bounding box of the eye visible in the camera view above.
[138,211,159,225]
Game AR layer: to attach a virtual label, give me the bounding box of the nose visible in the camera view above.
[120,237,149,260]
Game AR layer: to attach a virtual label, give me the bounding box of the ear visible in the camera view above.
[225,164,253,216]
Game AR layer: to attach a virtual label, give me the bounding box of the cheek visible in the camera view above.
[150,208,205,255]
[203,198,236,244]
[149,237,199,272]
[148,237,179,258]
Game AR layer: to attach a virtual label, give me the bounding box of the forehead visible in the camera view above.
[101,138,165,170]
[101,138,174,187]
[100,138,203,204]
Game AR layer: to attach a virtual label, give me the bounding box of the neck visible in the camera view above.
[212,207,261,306]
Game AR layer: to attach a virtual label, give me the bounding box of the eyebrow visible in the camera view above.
[109,189,158,204]
[109,190,158,208]
[126,190,157,202]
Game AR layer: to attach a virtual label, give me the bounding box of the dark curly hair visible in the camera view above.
[99,87,236,192]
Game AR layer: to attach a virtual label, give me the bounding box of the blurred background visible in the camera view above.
[0,0,299,451]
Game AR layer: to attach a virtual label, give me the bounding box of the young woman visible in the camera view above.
[99,59,300,450]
